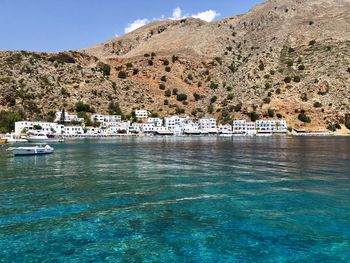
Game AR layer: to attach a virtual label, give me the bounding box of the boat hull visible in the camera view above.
[27,138,63,143]
[12,146,54,156]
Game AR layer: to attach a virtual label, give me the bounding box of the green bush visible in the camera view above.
[293,76,301,82]
[125,63,133,68]
[234,103,242,112]
[309,40,316,46]
[0,111,24,133]
[268,109,275,117]
[263,97,271,104]
[298,112,311,123]
[172,88,178,95]
[210,96,218,103]
[313,101,322,108]
[286,60,294,67]
[75,102,94,113]
[165,66,171,72]
[227,93,234,100]
[210,82,218,90]
[118,71,127,79]
[187,74,193,81]
[133,68,139,75]
[249,112,259,122]
[327,124,337,132]
[164,90,171,97]
[258,62,265,71]
[101,64,111,76]
[193,93,201,101]
[160,75,167,82]
[277,113,282,119]
[284,76,292,83]
[176,93,187,101]
[298,65,305,70]
[159,83,166,90]
[163,59,169,66]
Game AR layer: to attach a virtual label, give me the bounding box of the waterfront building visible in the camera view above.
[135,110,149,119]
[232,120,256,135]
[218,124,232,134]
[64,126,84,136]
[256,119,287,133]
[199,118,218,133]
[54,111,84,123]
[147,117,163,127]
[15,121,64,135]
[91,114,122,126]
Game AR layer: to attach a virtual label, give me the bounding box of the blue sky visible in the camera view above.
[0,0,265,52]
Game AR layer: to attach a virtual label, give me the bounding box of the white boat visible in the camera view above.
[27,134,64,143]
[10,145,54,156]
[4,133,28,143]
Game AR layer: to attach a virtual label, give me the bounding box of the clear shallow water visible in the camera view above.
[0,137,350,262]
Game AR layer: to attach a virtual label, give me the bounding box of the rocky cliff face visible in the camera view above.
[1,0,350,130]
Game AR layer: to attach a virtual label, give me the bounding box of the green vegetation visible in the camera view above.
[187,74,193,81]
[165,66,171,72]
[164,89,172,97]
[234,103,242,112]
[227,93,234,100]
[313,101,322,108]
[276,113,282,119]
[193,93,201,101]
[214,57,222,65]
[148,60,153,66]
[210,96,218,103]
[293,76,301,83]
[172,88,178,95]
[118,71,127,79]
[0,111,24,133]
[210,82,219,90]
[258,61,265,71]
[263,97,271,104]
[160,75,167,82]
[159,83,166,90]
[176,94,188,101]
[249,112,259,122]
[163,59,169,66]
[298,65,305,71]
[172,55,178,63]
[101,64,111,76]
[284,76,292,83]
[125,63,133,68]
[133,68,139,75]
[75,102,94,113]
[309,40,316,46]
[298,111,311,123]
[267,109,275,117]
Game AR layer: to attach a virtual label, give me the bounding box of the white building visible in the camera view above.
[147,117,163,127]
[64,126,84,136]
[232,120,256,135]
[15,121,64,135]
[54,111,83,123]
[218,124,232,134]
[91,114,122,126]
[199,118,217,133]
[256,119,287,133]
[135,110,149,119]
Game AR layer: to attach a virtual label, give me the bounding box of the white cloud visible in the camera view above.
[123,7,220,34]
[171,7,183,20]
[192,9,220,22]
[124,18,149,33]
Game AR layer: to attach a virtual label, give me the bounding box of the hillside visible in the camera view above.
[1,0,350,131]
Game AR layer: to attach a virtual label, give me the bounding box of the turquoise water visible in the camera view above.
[0,137,350,262]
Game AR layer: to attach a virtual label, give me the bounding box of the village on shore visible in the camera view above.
[10,109,293,138]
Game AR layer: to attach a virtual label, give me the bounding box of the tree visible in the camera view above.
[60,108,65,124]
[75,102,94,113]
[164,89,172,97]
[193,93,201,101]
[234,103,242,112]
[268,109,275,117]
[249,112,259,122]
[0,111,24,133]
[313,101,322,108]
[160,75,167,82]
[227,93,234,100]
[159,83,166,90]
[298,112,311,123]
[163,59,169,66]
[263,97,271,104]
[101,64,111,76]
[108,101,123,116]
[165,66,171,72]
[284,76,292,83]
[293,76,301,82]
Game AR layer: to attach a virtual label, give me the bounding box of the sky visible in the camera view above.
[0,0,265,52]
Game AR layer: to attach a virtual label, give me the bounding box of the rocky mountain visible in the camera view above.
[1,0,350,131]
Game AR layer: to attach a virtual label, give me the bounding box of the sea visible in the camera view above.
[0,136,349,262]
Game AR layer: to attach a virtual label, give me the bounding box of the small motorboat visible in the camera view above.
[9,145,54,156]
[0,138,7,144]
[27,133,64,143]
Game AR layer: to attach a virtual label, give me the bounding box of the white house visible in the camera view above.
[218,124,232,134]
[232,120,256,135]
[147,117,163,127]
[54,111,83,123]
[135,110,149,119]
[91,114,122,125]
[64,126,84,136]
[15,121,64,135]
[256,119,287,133]
[199,118,217,133]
